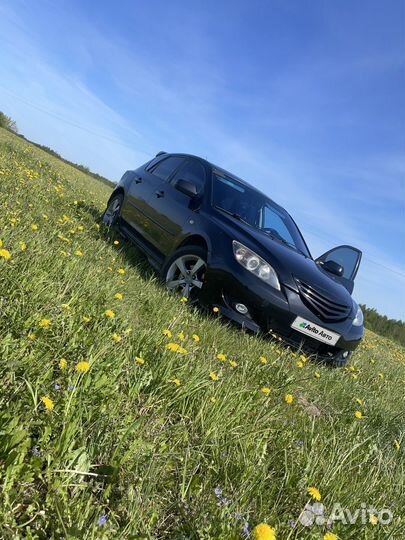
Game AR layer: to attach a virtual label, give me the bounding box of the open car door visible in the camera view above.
[316,245,362,294]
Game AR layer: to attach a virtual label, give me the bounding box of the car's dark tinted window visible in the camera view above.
[212,173,310,257]
[151,156,184,181]
[145,156,166,172]
[323,247,360,279]
[170,159,206,192]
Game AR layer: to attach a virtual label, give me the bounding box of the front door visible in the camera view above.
[316,245,362,293]
[145,158,207,255]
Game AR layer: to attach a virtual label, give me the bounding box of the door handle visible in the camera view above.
[134,176,142,184]
[155,190,164,198]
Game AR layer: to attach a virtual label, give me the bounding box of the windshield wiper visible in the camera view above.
[263,230,308,257]
[216,206,251,226]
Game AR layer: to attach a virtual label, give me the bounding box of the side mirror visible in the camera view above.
[175,179,198,197]
[321,259,344,277]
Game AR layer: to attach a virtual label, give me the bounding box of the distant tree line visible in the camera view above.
[0,110,114,188]
[360,304,405,347]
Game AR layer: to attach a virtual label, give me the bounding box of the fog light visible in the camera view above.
[235,303,248,315]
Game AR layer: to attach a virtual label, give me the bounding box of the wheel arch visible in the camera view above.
[175,234,210,257]
[107,187,125,206]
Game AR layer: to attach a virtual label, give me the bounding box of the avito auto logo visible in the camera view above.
[299,321,334,341]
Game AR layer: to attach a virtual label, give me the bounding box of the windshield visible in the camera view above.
[212,172,311,257]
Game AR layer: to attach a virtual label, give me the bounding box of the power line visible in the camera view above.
[0,85,154,158]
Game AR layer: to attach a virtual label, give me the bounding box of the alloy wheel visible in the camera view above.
[103,197,121,226]
[165,254,206,299]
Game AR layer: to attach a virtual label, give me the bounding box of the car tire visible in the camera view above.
[328,350,351,368]
[161,245,207,302]
[102,193,124,227]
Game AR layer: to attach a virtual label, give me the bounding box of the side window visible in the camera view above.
[145,156,165,172]
[150,156,184,181]
[170,159,206,193]
[323,247,360,280]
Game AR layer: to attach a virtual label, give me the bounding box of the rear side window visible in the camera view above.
[150,156,184,181]
[170,159,206,192]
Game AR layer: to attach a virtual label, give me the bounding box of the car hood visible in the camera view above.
[224,218,353,306]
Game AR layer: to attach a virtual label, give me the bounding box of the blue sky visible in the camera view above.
[1,0,404,320]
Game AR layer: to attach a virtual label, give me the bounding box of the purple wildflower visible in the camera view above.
[98,515,108,527]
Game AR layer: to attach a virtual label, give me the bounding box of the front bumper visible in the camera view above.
[201,258,363,359]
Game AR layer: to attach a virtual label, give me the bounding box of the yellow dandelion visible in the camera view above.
[75,361,90,374]
[59,358,68,370]
[314,372,321,379]
[297,360,304,368]
[75,250,84,257]
[41,396,54,412]
[177,331,186,341]
[369,514,378,525]
[117,268,126,275]
[114,293,123,300]
[0,248,12,260]
[135,356,145,365]
[260,356,268,365]
[213,306,219,313]
[261,386,271,395]
[356,398,363,406]
[180,296,188,303]
[39,319,51,328]
[252,523,276,540]
[31,224,38,231]
[217,353,227,362]
[300,354,308,363]
[19,242,27,251]
[82,316,91,323]
[355,410,364,419]
[112,333,122,343]
[323,534,338,540]
[192,334,200,342]
[209,371,219,381]
[285,393,294,405]
[166,342,180,352]
[177,346,188,354]
[169,377,181,387]
[163,328,173,338]
[307,486,321,501]
[394,439,401,450]
[105,309,115,319]
[229,360,238,368]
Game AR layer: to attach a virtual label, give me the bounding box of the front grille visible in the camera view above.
[296,279,351,322]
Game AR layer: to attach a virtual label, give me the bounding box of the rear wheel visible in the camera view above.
[161,246,207,303]
[102,193,123,227]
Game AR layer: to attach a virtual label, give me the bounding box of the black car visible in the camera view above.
[103,152,364,366]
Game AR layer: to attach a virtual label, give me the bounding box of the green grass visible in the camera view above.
[0,127,404,539]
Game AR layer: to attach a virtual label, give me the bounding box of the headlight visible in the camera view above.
[232,241,280,290]
[352,303,363,326]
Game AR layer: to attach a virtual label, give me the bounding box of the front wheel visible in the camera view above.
[161,246,207,302]
[328,350,352,368]
[102,193,123,227]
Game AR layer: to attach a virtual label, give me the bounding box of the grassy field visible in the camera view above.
[0,127,404,540]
